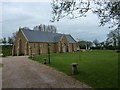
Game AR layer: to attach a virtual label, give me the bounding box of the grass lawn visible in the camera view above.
[32,50,118,88]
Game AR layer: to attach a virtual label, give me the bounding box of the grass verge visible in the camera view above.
[32,50,118,88]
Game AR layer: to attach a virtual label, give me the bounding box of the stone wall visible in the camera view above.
[13,29,28,56]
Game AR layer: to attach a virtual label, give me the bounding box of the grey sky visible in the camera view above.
[1,0,111,41]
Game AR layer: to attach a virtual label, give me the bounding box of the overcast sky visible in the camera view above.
[1,0,111,42]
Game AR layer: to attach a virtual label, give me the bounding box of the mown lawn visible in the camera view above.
[32,50,118,89]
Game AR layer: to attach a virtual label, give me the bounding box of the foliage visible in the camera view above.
[93,1,120,28]
[77,40,93,49]
[93,39,99,47]
[1,36,14,45]
[51,0,120,50]
[2,45,12,56]
[2,37,7,45]
[51,0,120,28]
[8,37,14,45]
[0,39,2,44]
[32,50,118,88]
[106,29,120,49]
[51,0,90,22]
[33,24,57,33]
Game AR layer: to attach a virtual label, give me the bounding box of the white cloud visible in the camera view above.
[0,2,2,38]
[1,0,52,2]
[1,1,110,41]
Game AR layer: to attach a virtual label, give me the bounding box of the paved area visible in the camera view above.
[2,56,91,88]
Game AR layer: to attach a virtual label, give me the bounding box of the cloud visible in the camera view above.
[2,2,53,38]
[1,0,52,2]
[1,1,110,42]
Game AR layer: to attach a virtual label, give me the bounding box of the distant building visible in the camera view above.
[12,27,77,56]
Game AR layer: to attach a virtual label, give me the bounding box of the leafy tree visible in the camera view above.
[51,0,90,22]
[51,0,120,49]
[12,32,17,43]
[0,39,2,44]
[51,0,120,28]
[99,41,105,48]
[2,37,7,45]
[86,41,93,49]
[78,40,93,50]
[106,29,120,49]
[78,40,86,49]
[93,1,120,50]
[33,24,57,33]
[8,37,14,45]
[93,39,99,47]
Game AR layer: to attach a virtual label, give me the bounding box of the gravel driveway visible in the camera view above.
[2,56,91,88]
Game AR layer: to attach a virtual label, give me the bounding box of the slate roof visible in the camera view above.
[22,28,76,43]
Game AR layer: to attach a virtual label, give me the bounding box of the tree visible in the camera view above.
[93,39,99,47]
[51,0,120,50]
[2,37,7,45]
[51,0,120,28]
[99,41,105,49]
[78,40,93,50]
[51,0,90,22]
[0,39,2,44]
[12,31,18,43]
[86,41,93,50]
[8,37,14,45]
[78,40,86,49]
[106,29,120,49]
[33,24,57,33]
[93,1,120,50]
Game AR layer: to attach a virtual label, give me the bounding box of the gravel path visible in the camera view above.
[2,56,91,88]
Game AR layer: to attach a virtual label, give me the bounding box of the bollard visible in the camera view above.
[43,58,47,64]
[71,63,78,75]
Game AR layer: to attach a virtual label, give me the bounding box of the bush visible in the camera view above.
[116,50,120,53]
[2,54,6,57]
[2,45,12,56]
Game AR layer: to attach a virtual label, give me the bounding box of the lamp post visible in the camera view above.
[48,43,50,64]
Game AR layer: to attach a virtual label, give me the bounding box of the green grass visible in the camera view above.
[32,50,118,88]
[1,45,12,56]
